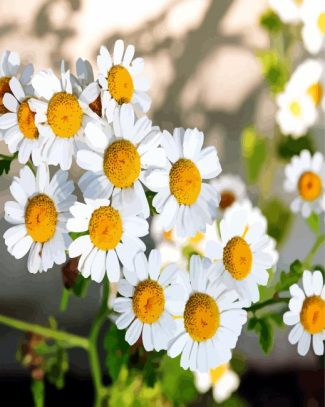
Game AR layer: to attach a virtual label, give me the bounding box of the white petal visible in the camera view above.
[297,331,311,356]
[125,318,143,346]
[106,250,121,282]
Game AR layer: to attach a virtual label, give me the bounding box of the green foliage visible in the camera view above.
[248,316,274,354]
[306,212,321,235]
[68,231,89,241]
[145,190,157,215]
[31,380,45,407]
[275,260,303,292]
[141,350,164,388]
[257,50,289,94]
[241,126,267,184]
[262,198,292,245]
[0,153,17,176]
[276,134,315,161]
[104,324,131,381]
[260,10,283,33]
[72,274,90,297]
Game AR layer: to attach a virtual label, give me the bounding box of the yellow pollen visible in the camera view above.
[298,171,322,201]
[103,139,140,188]
[219,190,236,210]
[317,12,325,34]
[307,82,323,106]
[300,296,325,334]
[289,100,302,117]
[132,279,165,324]
[188,232,204,246]
[294,0,303,4]
[223,236,252,280]
[184,293,219,342]
[163,230,173,241]
[169,158,202,205]
[89,94,102,116]
[0,76,11,114]
[88,206,122,251]
[47,92,83,138]
[210,364,228,384]
[25,194,57,243]
[17,100,38,139]
[107,65,134,104]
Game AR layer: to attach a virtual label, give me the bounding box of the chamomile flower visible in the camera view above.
[29,67,100,170]
[97,39,151,122]
[283,270,325,356]
[301,0,325,55]
[211,174,247,214]
[167,255,247,373]
[206,201,277,305]
[268,0,303,24]
[194,364,240,403]
[284,150,325,217]
[3,164,76,273]
[113,250,182,351]
[77,103,164,218]
[144,128,222,238]
[67,198,148,283]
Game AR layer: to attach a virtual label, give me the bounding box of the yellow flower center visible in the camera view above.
[163,230,173,241]
[25,194,58,243]
[298,171,322,201]
[184,293,220,342]
[317,12,325,35]
[17,100,38,140]
[169,159,202,205]
[223,236,252,280]
[289,100,302,117]
[107,65,134,104]
[47,92,83,138]
[300,296,325,334]
[88,206,123,251]
[219,190,236,210]
[103,139,140,188]
[188,232,204,246]
[89,94,102,116]
[0,76,11,114]
[210,364,228,384]
[132,279,165,324]
[307,82,323,106]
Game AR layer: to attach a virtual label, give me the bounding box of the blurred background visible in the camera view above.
[0,0,323,405]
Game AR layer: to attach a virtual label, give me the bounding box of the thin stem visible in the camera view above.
[59,288,71,312]
[246,297,289,313]
[0,314,89,350]
[303,234,325,269]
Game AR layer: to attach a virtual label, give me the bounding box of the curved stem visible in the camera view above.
[303,234,325,269]
[246,297,289,313]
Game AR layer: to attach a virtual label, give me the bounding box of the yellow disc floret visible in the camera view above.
[89,95,102,116]
[107,65,134,104]
[223,236,253,280]
[317,12,325,35]
[169,158,201,205]
[103,139,140,188]
[0,76,11,114]
[307,83,323,106]
[89,206,122,251]
[17,100,38,139]
[298,171,322,201]
[184,293,219,342]
[47,92,83,138]
[219,190,236,210]
[25,194,58,243]
[300,296,325,334]
[289,100,302,117]
[132,279,165,324]
[210,364,228,384]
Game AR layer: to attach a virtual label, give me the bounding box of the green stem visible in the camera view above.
[246,297,289,313]
[59,288,71,312]
[0,314,88,350]
[303,234,325,269]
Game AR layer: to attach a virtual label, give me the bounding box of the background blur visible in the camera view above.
[0,0,323,405]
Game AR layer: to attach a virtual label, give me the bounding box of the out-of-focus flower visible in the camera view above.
[4,164,76,273]
[19,332,45,381]
[284,150,325,217]
[194,363,240,403]
[301,0,325,55]
[268,0,303,24]
[283,270,325,356]
[211,174,247,215]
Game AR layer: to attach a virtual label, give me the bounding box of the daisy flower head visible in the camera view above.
[67,197,149,283]
[3,163,76,273]
[97,39,151,122]
[29,66,100,170]
[77,103,164,218]
[194,363,240,403]
[283,270,325,356]
[167,255,247,373]
[145,128,222,238]
[211,174,247,215]
[268,0,303,24]
[205,200,277,305]
[113,249,182,351]
[284,150,325,217]
[301,0,325,55]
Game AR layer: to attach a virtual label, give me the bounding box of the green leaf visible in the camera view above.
[145,190,157,215]
[262,198,292,244]
[31,380,45,407]
[275,260,303,292]
[258,318,274,354]
[306,212,321,235]
[260,10,283,33]
[72,274,90,297]
[68,231,89,240]
[0,153,17,176]
[257,50,289,94]
[276,134,314,161]
[45,345,69,389]
[104,324,130,382]
[268,312,284,328]
[241,126,267,184]
[142,350,164,388]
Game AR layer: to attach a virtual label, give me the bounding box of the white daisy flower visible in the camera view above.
[77,103,164,218]
[283,269,325,356]
[67,198,148,283]
[301,0,325,55]
[205,201,277,305]
[97,39,151,122]
[113,249,182,351]
[211,174,247,214]
[29,67,100,170]
[144,128,222,238]
[268,0,303,24]
[167,255,247,373]
[3,163,76,273]
[284,150,325,217]
[194,363,240,403]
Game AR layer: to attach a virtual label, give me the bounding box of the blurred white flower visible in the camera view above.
[268,0,304,24]
[301,0,325,54]
[211,174,247,215]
